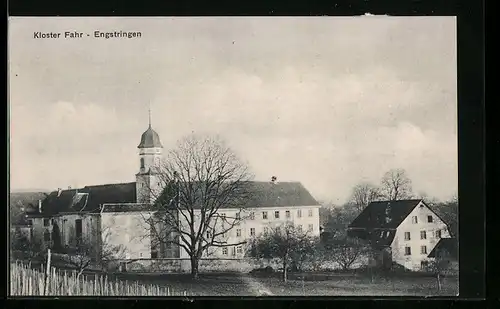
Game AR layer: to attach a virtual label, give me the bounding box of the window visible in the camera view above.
[262,212,268,220]
[427,215,433,223]
[28,220,33,226]
[405,247,412,255]
[421,245,427,254]
[308,209,313,217]
[420,231,427,240]
[236,229,242,237]
[236,212,241,220]
[75,219,83,240]
[263,227,269,234]
[150,250,158,258]
[285,211,290,218]
[222,247,228,255]
[308,224,314,232]
[250,228,255,236]
[236,246,242,254]
[140,253,143,257]
[43,219,50,227]
[404,232,411,240]
[220,213,226,220]
[435,230,442,238]
[297,225,302,232]
[421,261,429,269]
[297,209,302,218]
[250,212,255,220]
[412,216,418,224]
[231,247,236,256]
[274,211,280,219]
[207,231,212,239]
[51,219,57,225]
[43,230,51,242]
[140,158,145,169]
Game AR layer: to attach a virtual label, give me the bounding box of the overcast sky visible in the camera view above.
[9,17,457,204]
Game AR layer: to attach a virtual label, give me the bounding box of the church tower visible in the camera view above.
[136,110,163,204]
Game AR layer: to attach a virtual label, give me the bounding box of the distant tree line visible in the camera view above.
[319,168,458,240]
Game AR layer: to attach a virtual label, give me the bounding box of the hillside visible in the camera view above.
[9,191,48,225]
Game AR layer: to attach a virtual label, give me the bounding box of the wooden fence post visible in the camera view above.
[43,249,52,296]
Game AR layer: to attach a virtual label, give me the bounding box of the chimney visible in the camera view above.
[68,186,72,190]
[38,200,42,213]
[57,188,62,197]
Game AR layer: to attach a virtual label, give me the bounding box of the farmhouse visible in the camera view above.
[23,119,321,268]
[347,199,452,271]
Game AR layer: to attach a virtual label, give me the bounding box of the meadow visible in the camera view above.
[10,260,458,297]
[111,271,459,296]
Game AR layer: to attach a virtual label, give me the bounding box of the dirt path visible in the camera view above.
[240,275,274,296]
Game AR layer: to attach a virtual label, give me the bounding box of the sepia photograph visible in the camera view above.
[9,16,458,297]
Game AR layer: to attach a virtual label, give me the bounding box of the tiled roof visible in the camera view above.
[347,228,397,248]
[348,199,423,229]
[36,182,137,216]
[33,180,318,216]
[243,181,320,208]
[428,237,458,259]
[155,181,320,209]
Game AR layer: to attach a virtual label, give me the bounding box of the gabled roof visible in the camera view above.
[348,199,423,229]
[244,181,320,208]
[347,228,397,248]
[428,237,458,259]
[31,182,137,216]
[155,181,320,209]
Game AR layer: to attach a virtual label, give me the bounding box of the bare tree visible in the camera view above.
[433,194,458,239]
[349,182,382,212]
[62,226,126,279]
[320,236,368,271]
[423,250,451,292]
[144,134,254,279]
[246,223,318,282]
[322,205,359,238]
[380,169,413,201]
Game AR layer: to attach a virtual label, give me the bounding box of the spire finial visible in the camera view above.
[148,103,152,128]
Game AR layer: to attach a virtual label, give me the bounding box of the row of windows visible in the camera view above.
[207,224,315,239]
[410,215,434,224]
[404,245,428,256]
[403,229,443,241]
[220,209,314,221]
[221,246,243,256]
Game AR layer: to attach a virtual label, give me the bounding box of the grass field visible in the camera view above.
[110,271,459,296]
[11,259,458,296]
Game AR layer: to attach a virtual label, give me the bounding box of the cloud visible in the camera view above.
[8,17,457,203]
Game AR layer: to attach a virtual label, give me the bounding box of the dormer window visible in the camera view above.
[140,158,145,169]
